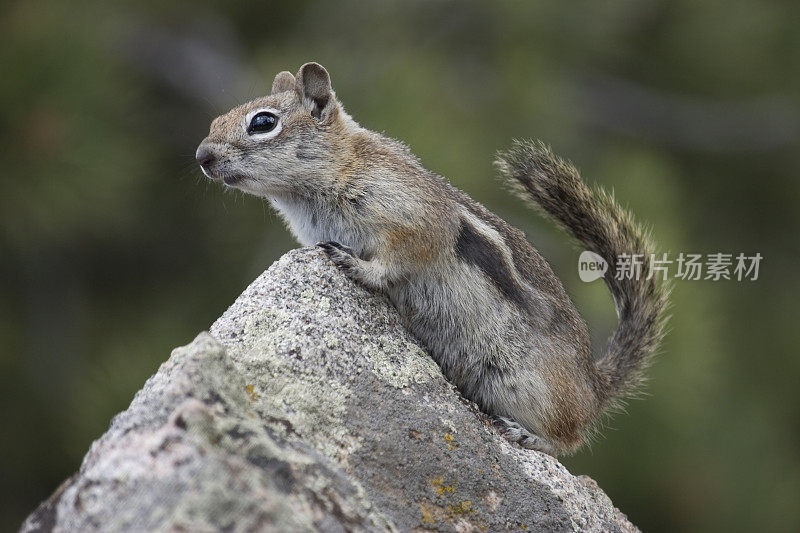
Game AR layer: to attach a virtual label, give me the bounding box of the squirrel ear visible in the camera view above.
[271,71,296,94]
[296,62,335,120]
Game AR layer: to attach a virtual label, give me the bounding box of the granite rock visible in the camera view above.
[22,248,637,532]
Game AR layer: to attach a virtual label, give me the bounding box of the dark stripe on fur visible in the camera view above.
[455,219,529,310]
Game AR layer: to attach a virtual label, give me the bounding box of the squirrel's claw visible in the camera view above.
[317,241,360,276]
[316,241,356,257]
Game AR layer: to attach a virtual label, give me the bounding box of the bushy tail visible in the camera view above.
[496,139,670,404]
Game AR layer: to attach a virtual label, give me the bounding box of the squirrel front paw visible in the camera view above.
[317,241,388,291]
[317,241,360,276]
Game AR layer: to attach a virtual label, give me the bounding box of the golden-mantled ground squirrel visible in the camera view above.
[196,62,669,456]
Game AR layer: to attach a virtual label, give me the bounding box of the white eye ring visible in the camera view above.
[243,107,282,139]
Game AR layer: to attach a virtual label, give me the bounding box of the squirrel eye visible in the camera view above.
[247,112,278,135]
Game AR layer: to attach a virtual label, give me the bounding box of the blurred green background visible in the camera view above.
[2,0,799,531]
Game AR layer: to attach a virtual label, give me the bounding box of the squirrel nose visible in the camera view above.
[195,145,217,168]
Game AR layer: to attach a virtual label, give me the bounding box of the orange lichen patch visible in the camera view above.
[445,501,486,530]
[446,500,474,518]
[245,385,260,402]
[421,493,487,530]
[431,476,456,496]
[420,502,437,525]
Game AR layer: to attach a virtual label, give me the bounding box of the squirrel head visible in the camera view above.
[196,62,345,197]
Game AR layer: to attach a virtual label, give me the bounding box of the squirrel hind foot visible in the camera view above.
[492,416,560,456]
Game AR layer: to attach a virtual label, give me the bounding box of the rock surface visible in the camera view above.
[22,248,637,532]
